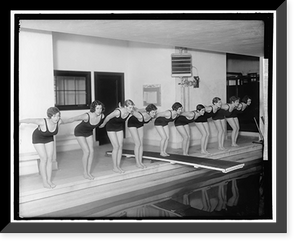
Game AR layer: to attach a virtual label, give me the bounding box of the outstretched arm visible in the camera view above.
[20,118,44,126]
[205,106,212,113]
[240,102,249,111]
[60,113,88,125]
[180,111,194,118]
[220,104,229,110]
[131,109,143,121]
[99,110,119,128]
[155,110,171,118]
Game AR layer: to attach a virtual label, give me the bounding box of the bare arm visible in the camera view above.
[131,110,143,121]
[241,102,249,111]
[156,110,171,118]
[99,110,120,128]
[205,106,212,113]
[180,111,194,118]
[220,104,229,110]
[19,118,44,126]
[60,113,88,124]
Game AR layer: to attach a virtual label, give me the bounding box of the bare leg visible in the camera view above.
[33,144,51,188]
[203,122,210,153]
[137,127,146,168]
[176,125,190,155]
[116,130,125,172]
[226,118,239,147]
[233,117,240,145]
[129,127,145,168]
[221,119,226,148]
[76,137,93,180]
[155,125,170,156]
[214,120,225,150]
[183,124,191,155]
[107,131,124,173]
[44,142,56,188]
[195,123,209,154]
[86,135,95,179]
[162,126,170,155]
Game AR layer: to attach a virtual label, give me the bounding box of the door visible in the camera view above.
[94,72,124,145]
[226,54,260,132]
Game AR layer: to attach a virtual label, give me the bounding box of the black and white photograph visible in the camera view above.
[6,6,288,234]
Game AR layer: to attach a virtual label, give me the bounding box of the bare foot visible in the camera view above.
[88,173,95,180]
[113,167,125,174]
[49,182,56,188]
[160,152,170,157]
[142,163,147,168]
[43,182,52,189]
[113,168,122,174]
[231,143,239,147]
[200,150,209,155]
[136,163,147,169]
[119,167,125,173]
[218,147,226,151]
[83,173,93,180]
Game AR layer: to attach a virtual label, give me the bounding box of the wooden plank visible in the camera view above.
[106,149,245,173]
[20,165,202,217]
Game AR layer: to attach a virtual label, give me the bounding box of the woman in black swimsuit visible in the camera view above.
[127,104,157,168]
[226,95,251,147]
[67,100,105,180]
[154,102,183,157]
[210,97,228,150]
[174,104,205,155]
[20,107,66,188]
[100,99,135,173]
[213,96,239,150]
[222,96,240,147]
[194,102,220,155]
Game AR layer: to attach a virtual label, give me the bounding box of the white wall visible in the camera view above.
[40,32,227,151]
[126,42,179,146]
[174,50,227,146]
[19,28,55,174]
[126,45,227,147]
[52,33,130,151]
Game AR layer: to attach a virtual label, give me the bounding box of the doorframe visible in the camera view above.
[94,71,125,110]
[94,71,125,101]
[94,71,125,144]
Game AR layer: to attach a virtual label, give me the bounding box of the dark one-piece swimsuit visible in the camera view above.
[74,113,104,137]
[127,112,152,128]
[154,110,177,127]
[106,109,131,132]
[195,106,219,123]
[174,112,196,127]
[32,118,59,144]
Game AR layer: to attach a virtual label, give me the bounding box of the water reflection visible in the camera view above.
[122,168,270,220]
[181,172,265,219]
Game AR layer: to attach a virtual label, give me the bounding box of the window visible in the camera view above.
[54,70,91,110]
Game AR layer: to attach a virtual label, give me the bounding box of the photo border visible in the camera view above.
[6,1,288,234]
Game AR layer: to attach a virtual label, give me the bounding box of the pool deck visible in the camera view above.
[18,136,263,218]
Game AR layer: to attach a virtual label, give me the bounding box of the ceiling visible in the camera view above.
[20,19,265,57]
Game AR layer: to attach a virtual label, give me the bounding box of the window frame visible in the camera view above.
[54,70,91,111]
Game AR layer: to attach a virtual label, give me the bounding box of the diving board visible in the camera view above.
[106,149,244,173]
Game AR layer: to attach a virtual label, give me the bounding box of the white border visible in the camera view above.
[11,10,277,224]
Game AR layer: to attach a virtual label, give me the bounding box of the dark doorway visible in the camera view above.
[226,54,260,132]
[94,72,124,145]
